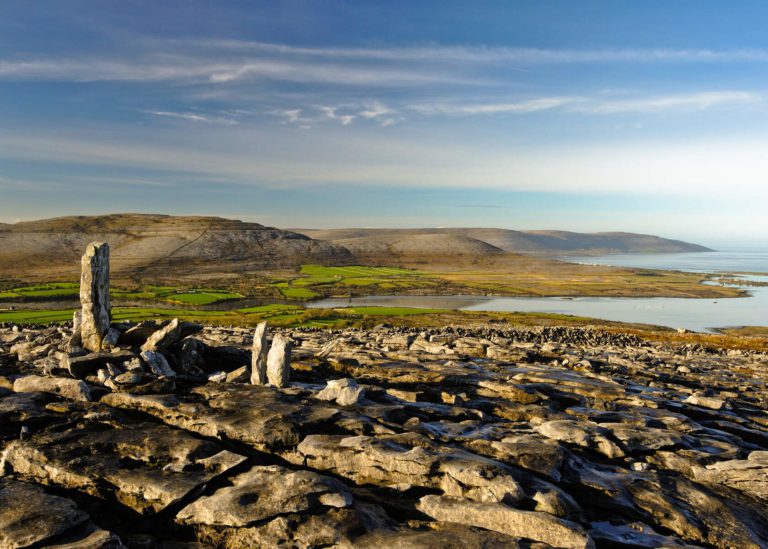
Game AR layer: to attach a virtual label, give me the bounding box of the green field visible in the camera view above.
[0,282,80,299]
[0,283,242,306]
[0,303,443,328]
[270,264,427,299]
[300,265,418,278]
[279,287,319,299]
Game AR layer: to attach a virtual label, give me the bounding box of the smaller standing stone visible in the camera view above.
[79,242,111,352]
[250,322,268,385]
[266,334,292,388]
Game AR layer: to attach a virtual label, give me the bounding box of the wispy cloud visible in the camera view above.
[406,91,761,118]
[176,40,768,64]
[5,41,768,87]
[318,106,355,125]
[570,91,760,113]
[144,109,239,125]
[412,97,576,115]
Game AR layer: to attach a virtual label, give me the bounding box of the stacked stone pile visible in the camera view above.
[0,243,767,547]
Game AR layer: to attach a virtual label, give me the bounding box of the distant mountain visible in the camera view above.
[0,214,351,279]
[295,228,712,255]
[0,214,712,282]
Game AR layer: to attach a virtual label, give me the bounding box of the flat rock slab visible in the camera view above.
[0,391,62,437]
[0,478,90,549]
[13,375,92,402]
[694,451,768,501]
[416,495,594,549]
[3,420,246,514]
[64,349,137,379]
[295,432,525,503]
[102,383,340,452]
[177,464,353,527]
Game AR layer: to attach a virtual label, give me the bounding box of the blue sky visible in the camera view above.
[1,1,767,245]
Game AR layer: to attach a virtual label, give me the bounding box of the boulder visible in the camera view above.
[13,375,92,402]
[316,378,365,406]
[140,350,176,378]
[141,318,182,352]
[63,349,137,379]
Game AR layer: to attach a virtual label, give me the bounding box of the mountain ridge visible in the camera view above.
[0,214,712,282]
[293,227,712,255]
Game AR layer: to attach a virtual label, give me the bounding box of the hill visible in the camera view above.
[294,227,712,255]
[0,214,351,280]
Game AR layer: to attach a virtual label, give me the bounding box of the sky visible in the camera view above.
[1,1,767,246]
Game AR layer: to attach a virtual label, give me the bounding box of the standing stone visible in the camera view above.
[250,322,268,385]
[266,334,292,388]
[79,242,111,352]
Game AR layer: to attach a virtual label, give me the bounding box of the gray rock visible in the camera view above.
[693,451,768,501]
[416,495,594,549]
[141,318,181,352]
[140,350,176,378]
[13,375,92,402]
[250,321,268,385]
[589,521,698,548]
[0,478,90,549]
[3,422,246,514]
[63,349,137,379]
[534,419,625,459]
[684,392,726,410]
[176,464,352,527]
[226,365,249,383]
[316,378,365,406]
[79,242,111,352]
[101,327,121,350]
[266,333,292,387]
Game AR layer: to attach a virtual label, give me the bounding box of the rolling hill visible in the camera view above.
[0,214,712,284]
[0,214,351,280]
[294,228,712,255]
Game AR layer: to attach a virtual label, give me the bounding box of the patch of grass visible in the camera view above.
[164,291,242,305]
[342,306,448,316]
[300,265,417,278]
[0,309,78,323]
[0,282,80,299]
[270,264,428,297]
[279,287,319,299]
[237,304,302,314]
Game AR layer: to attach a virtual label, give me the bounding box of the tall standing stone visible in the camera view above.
[79,242,111,352]
[266,333,292,388]
[250,322,268,385]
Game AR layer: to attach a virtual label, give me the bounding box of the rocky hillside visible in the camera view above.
[1,321,767,547]
[0,214,351,279]
[296,227,712,255]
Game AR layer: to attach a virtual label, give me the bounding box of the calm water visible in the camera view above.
[309,249,768,332]
[561,247,768,274]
